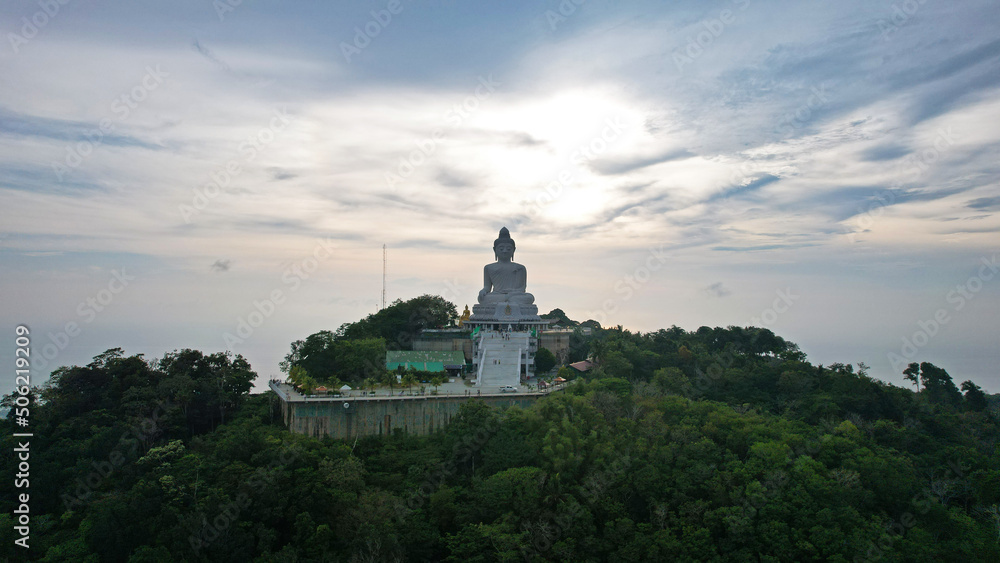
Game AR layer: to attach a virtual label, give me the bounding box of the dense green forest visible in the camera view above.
[278,295,457,391]
[3,298,999,562]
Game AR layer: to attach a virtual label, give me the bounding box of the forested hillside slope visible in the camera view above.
[2,320,997,562]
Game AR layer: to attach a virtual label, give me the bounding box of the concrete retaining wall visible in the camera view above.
[280,394,542,439]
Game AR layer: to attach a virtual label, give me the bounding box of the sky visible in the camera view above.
[1,0,998,396]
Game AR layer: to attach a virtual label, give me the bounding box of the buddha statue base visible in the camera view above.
[471,301,540,322]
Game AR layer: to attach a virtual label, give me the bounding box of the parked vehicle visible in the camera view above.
[500,385,518,393]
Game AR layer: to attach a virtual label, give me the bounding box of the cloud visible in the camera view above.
[590,149,695,175]
[269,168,297,181]
[503,131,546,147]
[860,144,910,162]
[705,282,731,298]
[966,196,1000,210]
[712,243,818,252]
[435,168,477,188]
[211,259,231,272]
[705,174,781,203]
[0,107,163,150]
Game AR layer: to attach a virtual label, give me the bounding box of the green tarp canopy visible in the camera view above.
[385,350,465,373]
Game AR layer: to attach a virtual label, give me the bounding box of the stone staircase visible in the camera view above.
[476,331,529,389]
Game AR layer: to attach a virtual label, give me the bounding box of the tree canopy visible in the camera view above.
[2,323,998,562]
[280,294,457,387]
[335,294,457,346]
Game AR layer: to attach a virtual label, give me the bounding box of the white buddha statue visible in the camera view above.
[477,227,535,306]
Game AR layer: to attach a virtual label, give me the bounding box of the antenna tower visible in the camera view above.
[381,244,387,311]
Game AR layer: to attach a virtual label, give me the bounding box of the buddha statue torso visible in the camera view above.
[477,227,535,305]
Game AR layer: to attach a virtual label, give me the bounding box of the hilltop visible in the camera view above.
[1,298,998,561]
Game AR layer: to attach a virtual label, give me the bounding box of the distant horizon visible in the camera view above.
[8,289,997,398]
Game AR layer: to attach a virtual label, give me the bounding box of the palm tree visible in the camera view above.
[362,377,378,395]
[589,340,607,365]
[381,370,397,395]
[430,375,445,394]
[299,375,317,395]
[288,365,308,388]
[401,372,418,395]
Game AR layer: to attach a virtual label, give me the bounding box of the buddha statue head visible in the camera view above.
[493,227,516,261]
